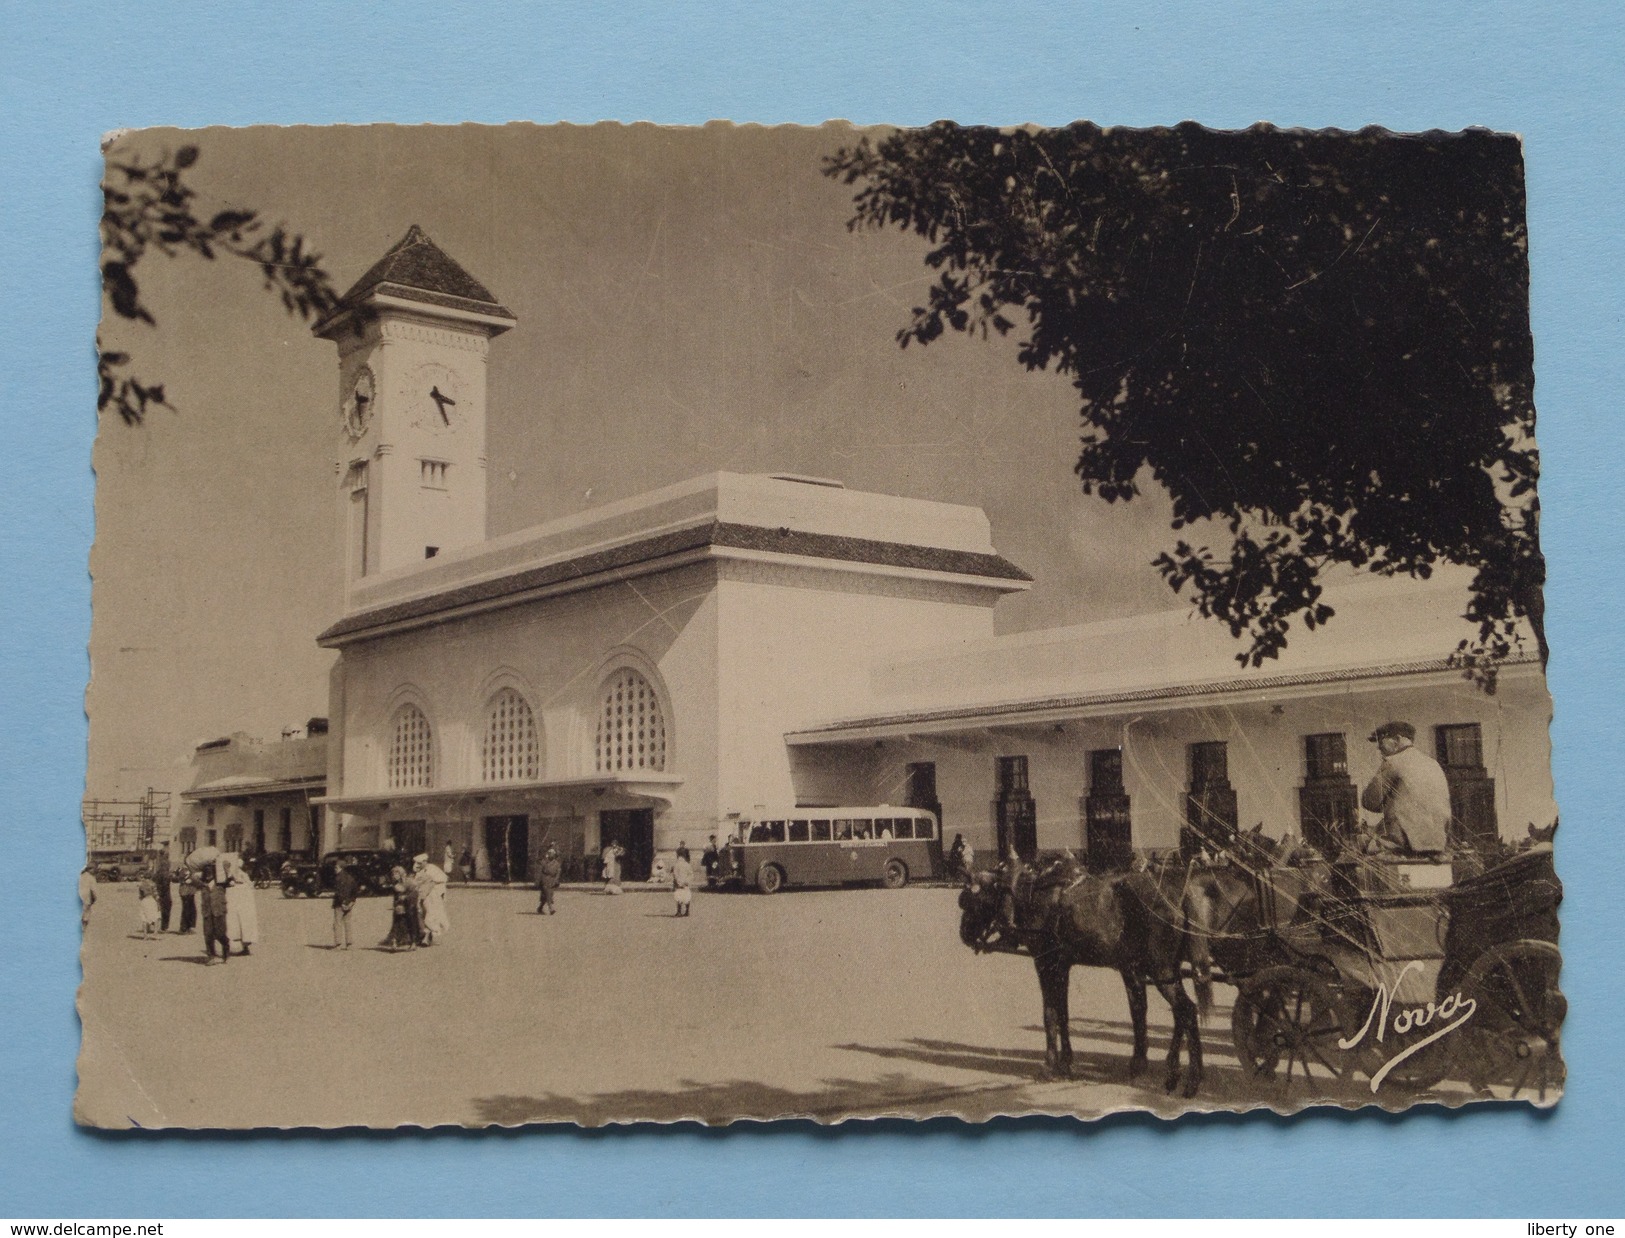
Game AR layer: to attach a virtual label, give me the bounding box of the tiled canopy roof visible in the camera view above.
[330,225,515,319]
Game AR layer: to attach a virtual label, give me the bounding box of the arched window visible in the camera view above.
[481,688,540,782]
[594,668,667,772]
[387,703,434,789]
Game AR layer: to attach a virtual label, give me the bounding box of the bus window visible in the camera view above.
[834,819,853,841]
[810,819,832,842]
[853,819,873,840]
[913,815,935,840]
[788,819,810,843]
[877,819,894,840]
[751,820,786,843]
[893,817,914,840]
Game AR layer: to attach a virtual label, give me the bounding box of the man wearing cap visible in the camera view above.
[1360,721,1453,855]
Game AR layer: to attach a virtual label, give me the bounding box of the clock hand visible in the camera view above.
[429,386,457,423]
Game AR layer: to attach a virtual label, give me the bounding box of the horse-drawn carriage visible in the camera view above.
[959,837,1564,1103]
[1215,842,1563,1099]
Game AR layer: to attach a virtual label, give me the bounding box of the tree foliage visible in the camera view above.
[825,122,1543,688]
[99,144,339,425]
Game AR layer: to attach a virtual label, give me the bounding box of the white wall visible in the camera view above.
[333,313,492,599]
[714,559,1000,818]
[790,665,1556,857]
[332,561,719,853]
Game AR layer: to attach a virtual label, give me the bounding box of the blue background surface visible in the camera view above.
[2,0,1621,1217]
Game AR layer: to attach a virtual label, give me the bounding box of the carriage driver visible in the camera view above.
[1360,720,1453,856]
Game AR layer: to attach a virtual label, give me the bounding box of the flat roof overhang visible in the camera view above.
[314,772,684,813]
[182,775,327,802]
[318,522,1030,647]
[785,655,1545,746]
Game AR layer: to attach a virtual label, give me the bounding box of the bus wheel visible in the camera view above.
[756,864,784,895]
[882,859,908,889]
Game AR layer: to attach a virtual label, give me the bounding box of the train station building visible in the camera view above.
[305,227,1555,881]
[173,722,328,861]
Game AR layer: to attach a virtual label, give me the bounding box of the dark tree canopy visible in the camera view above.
[99,145,338,425]
[826,122,1542,688]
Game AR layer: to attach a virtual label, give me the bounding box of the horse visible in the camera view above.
[958,853,1224,1099]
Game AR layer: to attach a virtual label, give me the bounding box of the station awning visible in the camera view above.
[314,772,684,813]
[784,655,1544,746]
[182,774,327,802]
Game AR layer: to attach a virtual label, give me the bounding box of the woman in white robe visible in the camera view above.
[415,855,450,944]
[222,853,261,955]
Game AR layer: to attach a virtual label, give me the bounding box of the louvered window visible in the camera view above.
[387,704,434,789]
[594,669,667,772]
[482,688,540,782]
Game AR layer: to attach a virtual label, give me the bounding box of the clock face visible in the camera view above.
[342,367,375,440]
[410,362,466,434]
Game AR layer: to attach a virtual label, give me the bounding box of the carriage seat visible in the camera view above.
[1339,855,1453,897]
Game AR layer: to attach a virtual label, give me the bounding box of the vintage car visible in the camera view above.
[279,848,399,899]
[87,849,161,882]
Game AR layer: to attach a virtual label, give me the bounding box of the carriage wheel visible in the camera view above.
[1459,940,1565,1102]
[1232,966,1351,1092]
[1370,1030,1451,1093]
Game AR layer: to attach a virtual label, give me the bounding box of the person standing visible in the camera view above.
[601,841,624,895]
[671,844,694,917]
[443,841,458,882]
[536,843,562,915]
[416,854,450,945]
[459,846,477,883]
[331,861,359,949]
[947,834,972,882]
[701,835,721,888]
[154,851,173,932]
[383,865,417,951]
[223,853,261,956]
[177,866,199,934]
[1361,721,1453,855]
[135,872,161,938]
[78,865,98,930]
[199,861,231,964]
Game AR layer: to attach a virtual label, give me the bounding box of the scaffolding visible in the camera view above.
[83,788,172,852]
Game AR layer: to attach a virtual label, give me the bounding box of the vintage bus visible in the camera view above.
[723,806,943,893]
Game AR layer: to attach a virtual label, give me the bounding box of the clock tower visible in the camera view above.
[313,225,515,604]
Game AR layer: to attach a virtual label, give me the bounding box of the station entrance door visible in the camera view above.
[598,809,654,882]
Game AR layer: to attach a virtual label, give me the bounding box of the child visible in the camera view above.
[382,865,417,951]
[671,844,694,917]
[136,873,161,938]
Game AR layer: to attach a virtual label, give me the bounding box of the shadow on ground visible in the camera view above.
[468,1013,1394,1127]
[471,1069,1037,1127]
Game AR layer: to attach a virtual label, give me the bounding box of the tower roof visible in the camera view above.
[316,225,515,334]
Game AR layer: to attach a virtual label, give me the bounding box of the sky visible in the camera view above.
[88,121,1209,802]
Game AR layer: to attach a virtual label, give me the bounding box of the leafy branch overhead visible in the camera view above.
[825,122,1543,689]
[99,144,339,425]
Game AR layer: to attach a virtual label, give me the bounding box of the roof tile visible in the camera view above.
[333,224,514,318]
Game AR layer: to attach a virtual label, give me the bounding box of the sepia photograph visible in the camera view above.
[78,120,1561,1131]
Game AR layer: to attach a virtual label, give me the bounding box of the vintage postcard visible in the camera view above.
[79,121,1561,1129]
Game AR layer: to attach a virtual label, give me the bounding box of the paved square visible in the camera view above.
[76,881,1456,1127]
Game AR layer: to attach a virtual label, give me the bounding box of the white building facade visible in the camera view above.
[310,229,1554,881]
[787,581,1555,865]
[174,724,328,861]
